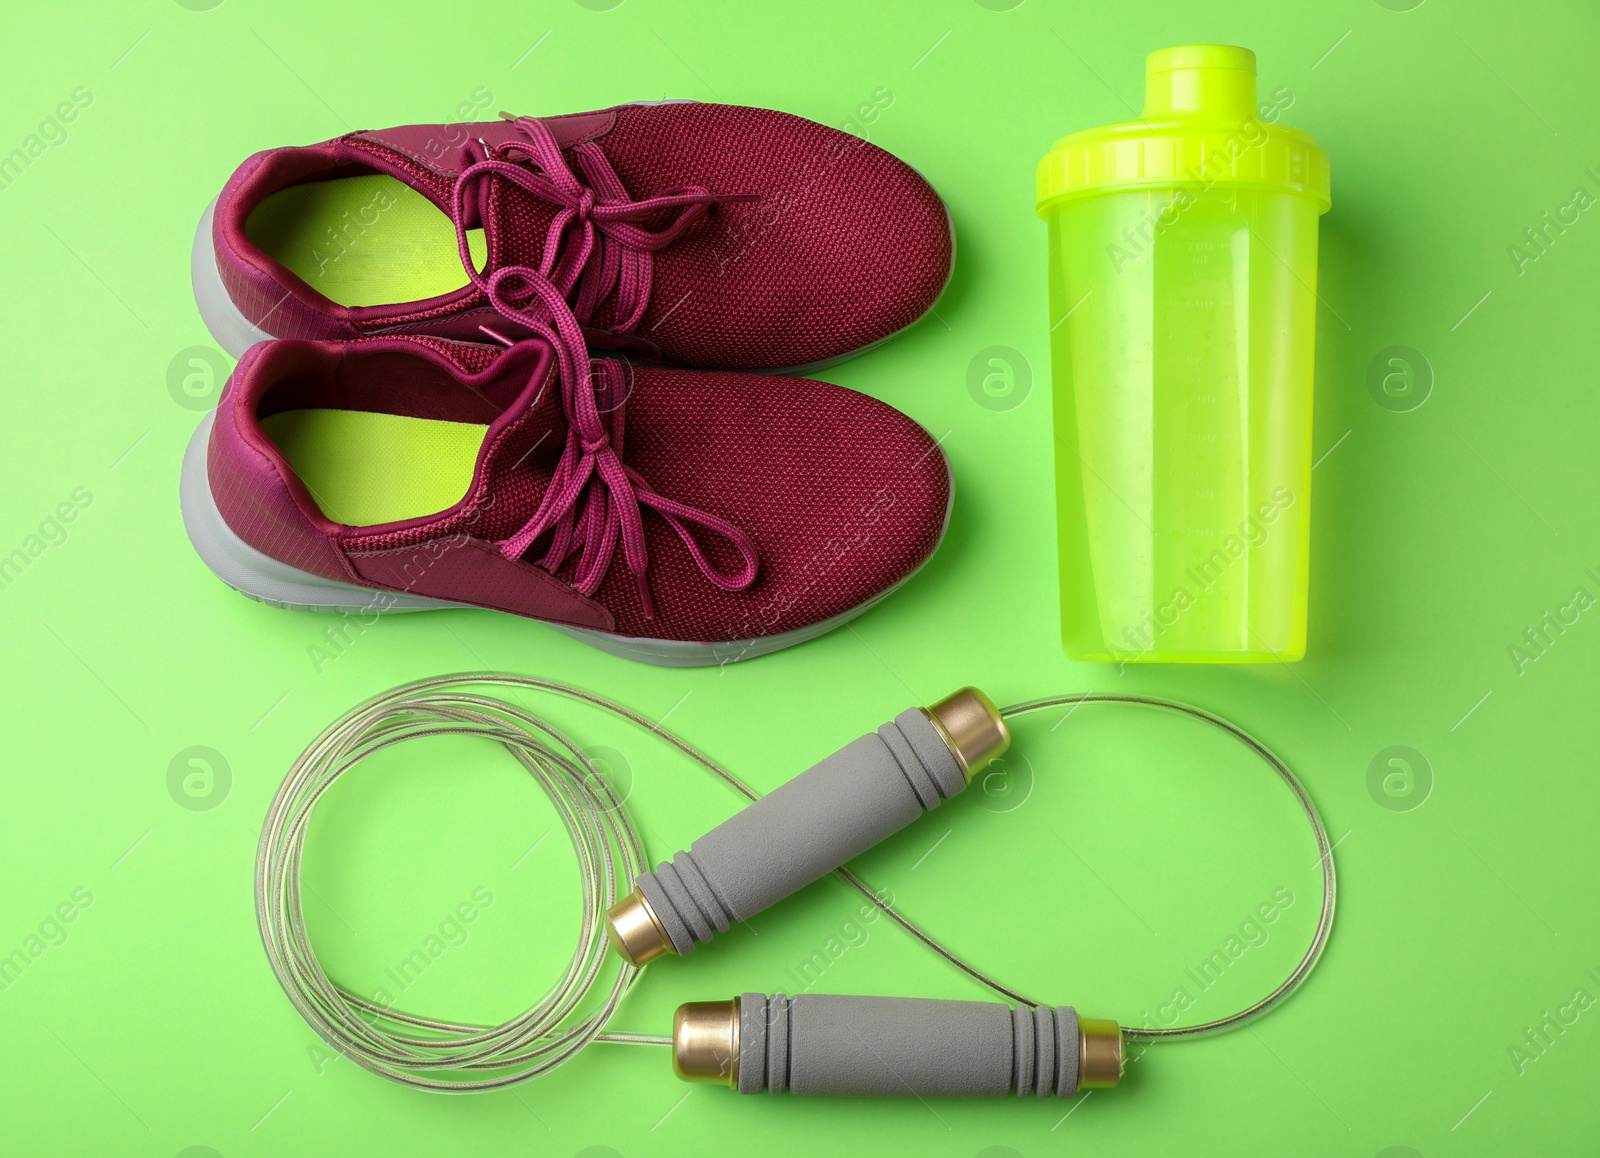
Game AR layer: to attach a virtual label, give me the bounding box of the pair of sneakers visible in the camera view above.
[183,101,956,665]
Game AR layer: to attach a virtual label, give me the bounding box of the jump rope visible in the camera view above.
[257,673,1335,1099]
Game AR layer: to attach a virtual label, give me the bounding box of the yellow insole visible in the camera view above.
[262,409,487,526]
[245,174,488,307]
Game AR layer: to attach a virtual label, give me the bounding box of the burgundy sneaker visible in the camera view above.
[180,286,951,665]
[193,101,953,372]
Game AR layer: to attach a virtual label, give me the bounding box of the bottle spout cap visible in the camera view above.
[1143,44,1257,121]
[1036,44,1328,217]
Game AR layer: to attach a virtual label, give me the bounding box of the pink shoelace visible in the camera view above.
[454,114,755,333]
[450,117,759,618]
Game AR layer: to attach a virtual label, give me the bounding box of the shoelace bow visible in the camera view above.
[449,119,759,618]
[454,113,755,332]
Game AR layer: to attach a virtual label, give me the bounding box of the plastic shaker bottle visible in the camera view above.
[1036,45,1330,662]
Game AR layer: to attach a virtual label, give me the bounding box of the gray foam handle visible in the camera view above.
[736,993,1081,1098]
[635,707,965,955]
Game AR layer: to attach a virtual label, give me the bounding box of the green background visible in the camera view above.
[2,0,1597,1154]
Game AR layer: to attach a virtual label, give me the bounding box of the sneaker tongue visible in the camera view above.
[483,177,560,273]
[460,339,572,543]
[345,119,586,275]
[348,112,614,184]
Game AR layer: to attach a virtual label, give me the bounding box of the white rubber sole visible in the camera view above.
[180,412,951,666]
[192,197,273,358]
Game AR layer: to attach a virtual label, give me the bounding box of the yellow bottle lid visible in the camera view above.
[1035,45,1330,217]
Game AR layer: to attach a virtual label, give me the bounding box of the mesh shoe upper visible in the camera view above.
[211,103,954,370]
[208,335,951,644]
